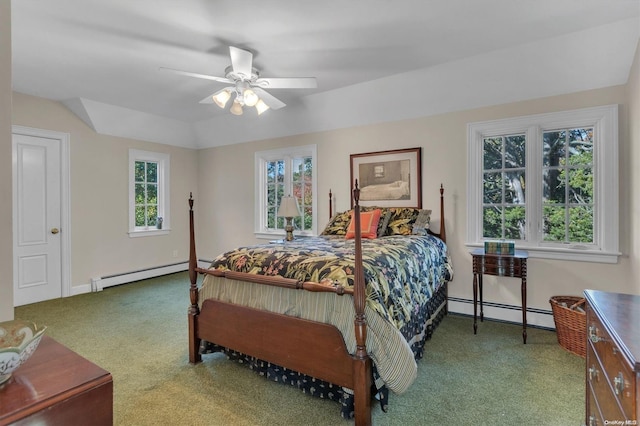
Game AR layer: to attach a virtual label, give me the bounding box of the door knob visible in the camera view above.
[51,228,60,234]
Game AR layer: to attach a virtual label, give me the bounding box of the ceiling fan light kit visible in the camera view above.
[162,46,317,117]
[229,100,243,116]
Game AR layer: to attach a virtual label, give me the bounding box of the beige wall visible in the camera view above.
[11,93,199,291]
[0,0,12,321]
[197,81,637,324]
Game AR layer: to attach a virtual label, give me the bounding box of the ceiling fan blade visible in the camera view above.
[252,87,286,110]
[255,77,317,89]
[199,87,233,104]
[159,67,233,84]
[229,46,253,80]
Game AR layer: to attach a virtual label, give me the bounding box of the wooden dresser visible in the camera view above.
[584,290,639,425]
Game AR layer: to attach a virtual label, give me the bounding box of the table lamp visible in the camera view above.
[277,196,301,241]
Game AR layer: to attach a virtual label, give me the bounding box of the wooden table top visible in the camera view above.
[0,335,112,422]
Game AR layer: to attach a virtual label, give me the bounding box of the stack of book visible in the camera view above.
[484,240,515,255]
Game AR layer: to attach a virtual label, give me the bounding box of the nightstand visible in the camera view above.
[471,248,529,343]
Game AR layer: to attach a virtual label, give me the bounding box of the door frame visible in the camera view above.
[12,125,71,300]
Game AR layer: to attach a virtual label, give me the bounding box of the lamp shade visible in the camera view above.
[212,90,231,108]
[277,196,301,218]
[243,89,259,107]
[255,99,270,115]
[230,99,243,115]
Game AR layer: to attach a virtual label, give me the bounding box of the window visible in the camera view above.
[129,149,170,237]
[467,105,619,263]
[255,145,317,239]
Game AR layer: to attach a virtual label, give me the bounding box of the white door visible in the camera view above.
[12,129,68,306]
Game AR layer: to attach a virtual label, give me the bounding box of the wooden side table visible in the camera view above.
[471,248,529,343]
[0,335,113,425]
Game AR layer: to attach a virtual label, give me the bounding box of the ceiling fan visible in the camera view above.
[161,46,317,116]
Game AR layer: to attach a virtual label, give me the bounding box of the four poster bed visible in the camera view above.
[187,184,452,426]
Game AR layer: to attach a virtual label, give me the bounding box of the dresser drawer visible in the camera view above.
[587,305,637,420]
[587,383,605,426]
[587,341,627,421]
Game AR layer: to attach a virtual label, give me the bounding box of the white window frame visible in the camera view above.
[467,105,619,263]
[254,144,317,240]
[128,149,170,237]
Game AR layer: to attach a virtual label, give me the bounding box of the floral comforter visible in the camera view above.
[210,234,453,333]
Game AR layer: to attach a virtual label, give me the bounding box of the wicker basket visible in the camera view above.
[549,296,586,358]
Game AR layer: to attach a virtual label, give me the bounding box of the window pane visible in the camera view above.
[267,206,276,229]
[504,171,525,204]
[146,162,158,183]
[135,183,145,204]
[147,183,158,204]
[135,161,145,182]
[482,134,526,240]
[276,161,285,183]
[135,206,146,227]
[504,206,525,239]
[568,128,593,166]
[147,206,157,226]
[267,161,276,183]
[483,172,502,204]
[568,168,593,204]
[504,135,525,168]
[568,206,593,243]
[543,127,594,244]
[303,206,312,231]
[267,186,276,205]
[292,158,303,182]
[543,131,566,167]
[543,206,565,242]
[483,206,503,239]
[483,137,502,170]
[543,169,566,204]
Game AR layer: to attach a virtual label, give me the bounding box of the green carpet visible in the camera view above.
[15,272,584,425]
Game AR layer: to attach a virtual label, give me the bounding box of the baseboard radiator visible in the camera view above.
[448,297,556,330]
[78,259,212,295]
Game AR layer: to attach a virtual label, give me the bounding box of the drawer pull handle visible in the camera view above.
[588,366,599,381]
[613,372,625,395]
[588,325,602,343]
[588,414,597,426]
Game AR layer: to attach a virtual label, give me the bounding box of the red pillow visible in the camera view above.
[345,209,382,239]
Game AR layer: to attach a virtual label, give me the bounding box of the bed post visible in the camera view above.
[188,193,201,364]
[439,184,446,243]
[329,188,333,218]
[352,181,372,426]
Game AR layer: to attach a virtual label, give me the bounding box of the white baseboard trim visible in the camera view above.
[72,262,189,295]
[448,297,556,330]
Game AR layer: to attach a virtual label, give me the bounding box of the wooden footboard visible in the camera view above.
[188,185,373,425]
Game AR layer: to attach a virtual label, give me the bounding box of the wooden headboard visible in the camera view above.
[328,184,446,243]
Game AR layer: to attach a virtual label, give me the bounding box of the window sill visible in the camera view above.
[465,243,620,264]
[255,231,314,240]
[129,228,171,238]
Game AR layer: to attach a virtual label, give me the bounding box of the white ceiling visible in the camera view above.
[11,0,640,149]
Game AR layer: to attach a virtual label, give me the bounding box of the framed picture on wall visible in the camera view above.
[350,147,422,208]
